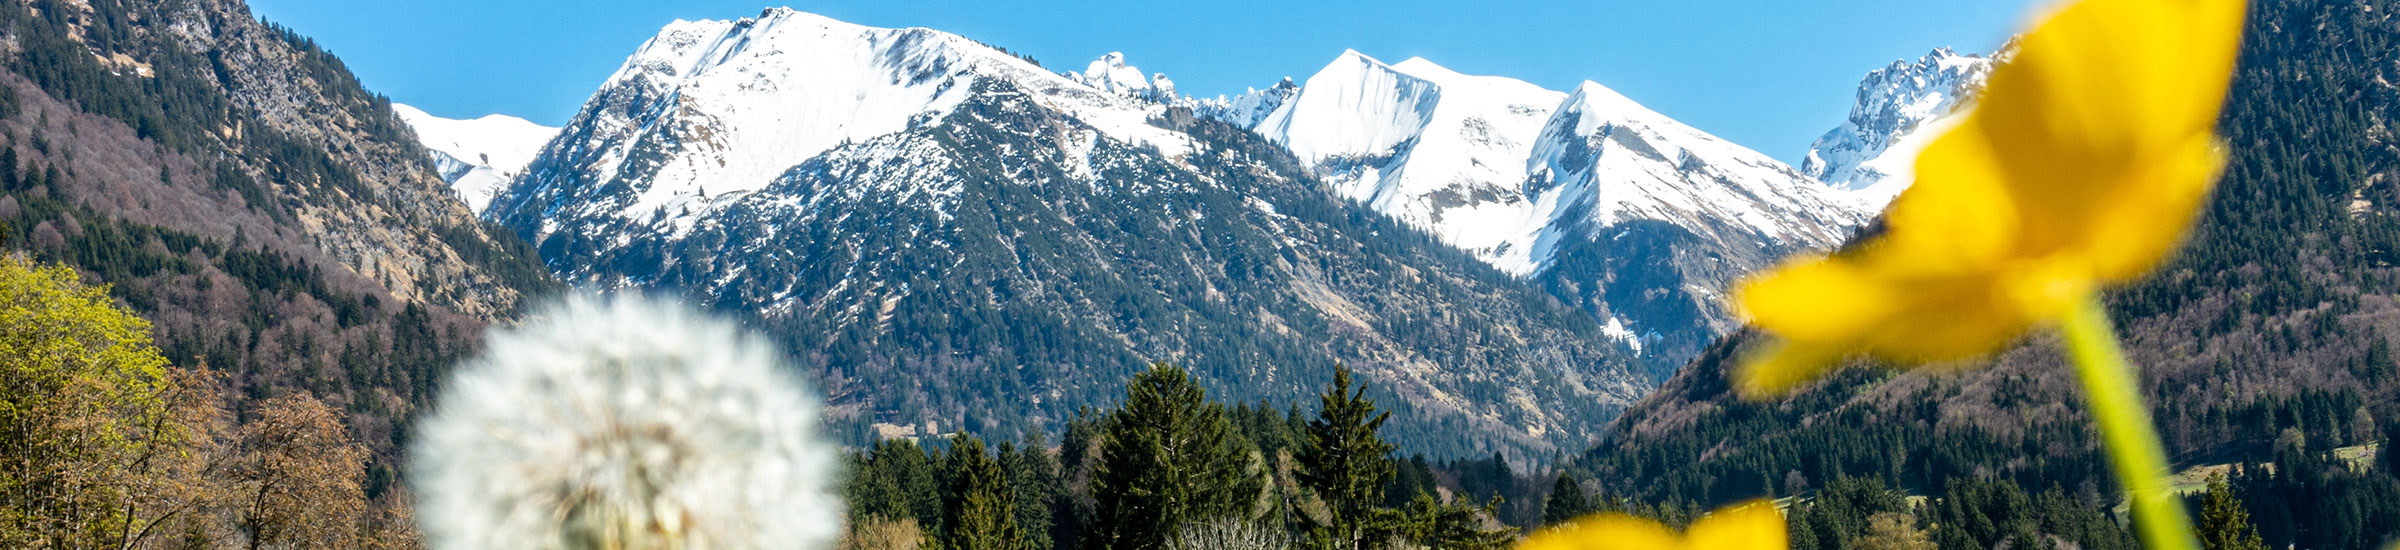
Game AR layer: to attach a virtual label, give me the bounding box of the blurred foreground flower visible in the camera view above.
[1731,0,2246,549]
[1735,0,2246,393]
[1518,501,1782,550]
[412,295,843,550]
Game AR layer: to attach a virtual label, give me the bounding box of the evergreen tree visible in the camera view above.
[1382,455,1439,510]
[852,439,945,534]
[2199,474,2265,550]
[1295,365,1394,550]
[1381,494,1516,550]
[946,434,1027,550]
[1541,473,1592,528]
[998,438,1060,550]
[2382,421,2399,477]
[1083,363,1262,550]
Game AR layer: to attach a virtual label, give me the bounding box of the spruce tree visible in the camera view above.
[1541,473,1592,528]
[946,433,1027,550]
[1296,365,1394,550]
[2198,474,2264,550]
[1000,439,1060,550]
[854,439,945,534]
[1084,363,1261,550]
[2382,421,2399,477]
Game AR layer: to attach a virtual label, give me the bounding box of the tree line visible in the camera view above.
[838,363,1519,550]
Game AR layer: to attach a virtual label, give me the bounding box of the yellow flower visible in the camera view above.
[1733,0,2247,397]
[1519,501,1784,550]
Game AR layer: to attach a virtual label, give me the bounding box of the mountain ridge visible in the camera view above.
[489,8,1653,458]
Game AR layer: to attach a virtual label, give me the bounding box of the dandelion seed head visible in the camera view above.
[413,294,842,550]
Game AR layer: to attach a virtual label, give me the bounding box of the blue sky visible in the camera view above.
[247,0,2033,162]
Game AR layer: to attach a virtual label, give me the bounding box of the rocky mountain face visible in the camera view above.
[1202,51,1872,368]
[0,0,555,482]
[392,104,558,214]
[1068,51,1176,101]
[1802,47,1998,205]
[492,8,1647,458]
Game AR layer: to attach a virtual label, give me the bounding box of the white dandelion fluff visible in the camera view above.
[411,294,843,550]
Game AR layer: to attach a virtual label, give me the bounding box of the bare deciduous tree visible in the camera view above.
[230,394,367,550]
[1166,518,1290,550]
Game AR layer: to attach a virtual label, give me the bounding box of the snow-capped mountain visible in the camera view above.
[492,8,1648,458]
[494,9,1196,236]
[1243,51,1571,274]
[1205,51,1871,364]
[393,104,558,214]
[1803,48,1998,205]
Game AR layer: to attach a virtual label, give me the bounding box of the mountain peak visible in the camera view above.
[1802,46,1998,201]
[1070,51,1175,100]
[1391,56,1444,72]
[500,9,1200,231]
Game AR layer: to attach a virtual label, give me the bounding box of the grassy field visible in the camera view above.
[2167,443,2382,495]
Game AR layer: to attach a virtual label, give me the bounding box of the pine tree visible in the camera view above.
[1083,363,1262,550]
[946,434,1026,550]
[1541,473,1592,528]
[1382,494,1516,550]
[2382,421,2399,478]
[999,439,1059,550]
[1296,365,1394,550]
[851,439,945,535]
[2198,474,2264,550]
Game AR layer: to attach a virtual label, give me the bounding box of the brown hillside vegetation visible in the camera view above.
[0,0,555,497]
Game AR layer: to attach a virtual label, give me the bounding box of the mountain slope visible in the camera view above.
[1214,51,1870,367]
[393,104,558,214]
[1579,1,2400,539]
[493,9,1647,458]
[0,0,557,487]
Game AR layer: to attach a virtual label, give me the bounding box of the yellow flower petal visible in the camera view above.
[1520,514,1680,550]
[1683,502,1788,550]
[1735,340,1846,399]
[1519,501,1784,550]
[1737,257,1898,344]
[1885,122,2022,273]
[2081,136,2226,283]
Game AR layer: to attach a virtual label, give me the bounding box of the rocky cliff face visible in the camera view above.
[139,0,547,318]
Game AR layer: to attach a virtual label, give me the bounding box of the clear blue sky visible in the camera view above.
[246,0,2034,162]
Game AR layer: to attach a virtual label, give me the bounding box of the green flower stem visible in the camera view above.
[2060,296,2197,550]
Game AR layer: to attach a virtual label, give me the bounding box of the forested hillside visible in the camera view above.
[0,0,554,498]
[1573,0,2400,547]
